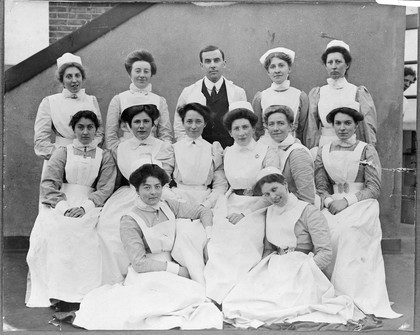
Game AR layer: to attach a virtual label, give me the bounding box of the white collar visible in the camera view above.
[128,134,154,148]
[204,76,224,91]
[270,133,295,150]
[185,135,204,146]
[270,80,290,92]
[62,88,86,99]
[134,196,161,212]
[326,77,348,89]
[333,134,357,148]
[72,138,97,151]
[129,83,152,94]
[232,138,257,151]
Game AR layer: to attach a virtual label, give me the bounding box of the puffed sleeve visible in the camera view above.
[34,97,55,160]
[201,141,228,208]
[356,86,377,147]
[156,96,173,143]
[252,91,264,140]
[289,148,316,204]
[87,150,117,209]
[173,89,188,142]
[105,94,123,157]
[166,199,213,228]
[263,146,280,168]
[314,147,334,203]
[120,214,166,273]
[354,144,381,202]
[156,141,175,179]
[40,146,67,208]
[300,205,332,270]
[92,96,104,147]
[295,91,309,144]
[303,87,321,149]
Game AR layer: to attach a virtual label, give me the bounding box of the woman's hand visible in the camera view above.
[178,266,190,279]
[327,199,348,215]
[64,207,85,218]
[227,213,244,225]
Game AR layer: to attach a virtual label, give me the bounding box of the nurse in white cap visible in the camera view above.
[305,40,377,156]
[252,47,309,145]
[34,52,104,177]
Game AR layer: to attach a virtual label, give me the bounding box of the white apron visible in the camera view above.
[26,146,103,307]
[74,203,222,330]
[321,142,401,318]
[172,139,212,205]
[222,199,360,328]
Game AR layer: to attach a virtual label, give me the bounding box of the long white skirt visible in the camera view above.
[73,268,223,330]
[323,199,401,318]
[223,252,361,328]
[204,194,265,303]
[96,186,136,285]
[26,187,102,306]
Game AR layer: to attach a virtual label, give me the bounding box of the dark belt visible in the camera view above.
[232,189,246,195]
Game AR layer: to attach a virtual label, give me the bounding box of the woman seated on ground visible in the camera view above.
[73,164,222,330]
[26,111,116,311]
[222,167,360,328]
[252,47,308,144]
[204,101,278,303]
[105,49,172,157]
[314,104,401,319]
[263,105,315,205]
[172,102,227,208]
[96,104,174,286]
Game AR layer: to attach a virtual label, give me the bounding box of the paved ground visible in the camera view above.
[2,224,415,332]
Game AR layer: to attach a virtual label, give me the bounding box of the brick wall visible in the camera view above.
[49,2,114,44]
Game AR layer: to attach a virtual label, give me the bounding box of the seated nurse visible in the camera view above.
[26,110,116,311]
[73,164,222,330]
[204,101,278,303]
[96,104,174,286]
[315,103,401,319]
[171,102,227,208]
[222,167,360,328]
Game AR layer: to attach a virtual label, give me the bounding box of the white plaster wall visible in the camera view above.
[5,0,49,65]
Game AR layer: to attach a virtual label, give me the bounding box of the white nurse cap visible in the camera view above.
[259,47,295,65]
[256,166,283,184]
[325,40,350,52]
[57,53,82,69]
[228,101,254,113]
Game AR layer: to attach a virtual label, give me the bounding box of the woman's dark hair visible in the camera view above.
[264,52,292,70]
[124,50,157,75]
[404,67,417,81]
[326,107,364,124]
[178,103,211,123]
[121,104,160,127]
[263,105,294,125]
[57,63,86,83]
[69,110,100,130]
[253,173,287,196]
[321,46,352,75]
[129,164,170,190]
[223,108,258,131]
